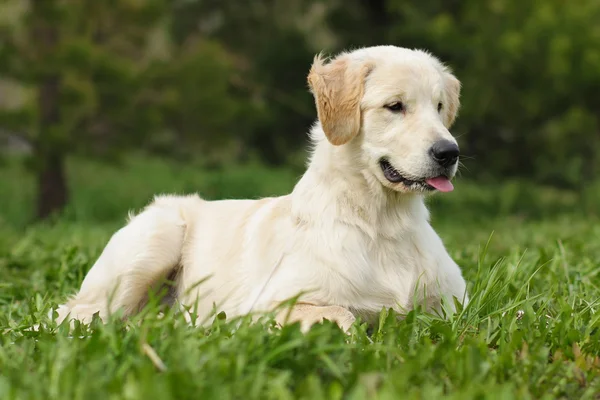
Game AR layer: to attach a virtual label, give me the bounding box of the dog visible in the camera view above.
[53,45,469,332]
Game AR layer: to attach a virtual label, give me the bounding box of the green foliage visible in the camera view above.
[1,0,600,207]
[149,39,243,156]
[1,157,600,399]
[0,0,251,162]
[169,0,317,164]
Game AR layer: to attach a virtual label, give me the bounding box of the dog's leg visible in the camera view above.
[275,303,356,333]
[54,195,193,325]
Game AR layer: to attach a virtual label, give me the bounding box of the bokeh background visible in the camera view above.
[1,0,599,226]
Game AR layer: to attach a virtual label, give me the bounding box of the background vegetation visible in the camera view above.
[1,0,599,398]
[1,0,599,220]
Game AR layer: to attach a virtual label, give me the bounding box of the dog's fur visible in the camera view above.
[54,46,468,332]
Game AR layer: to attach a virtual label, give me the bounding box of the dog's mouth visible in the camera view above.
[378,159,454,192]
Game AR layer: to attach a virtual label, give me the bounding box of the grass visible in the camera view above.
[1,155,600,399]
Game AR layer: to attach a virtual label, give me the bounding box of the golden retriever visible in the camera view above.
[54,45,469,332]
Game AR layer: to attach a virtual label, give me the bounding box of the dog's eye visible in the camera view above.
[437,102,443,112]
[385,102,404,113]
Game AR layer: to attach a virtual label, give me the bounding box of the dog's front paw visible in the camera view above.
[316,306,356,333]
[277,304,356,333]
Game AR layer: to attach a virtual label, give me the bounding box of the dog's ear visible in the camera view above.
[307,54,372,146]
[443,72,461,128]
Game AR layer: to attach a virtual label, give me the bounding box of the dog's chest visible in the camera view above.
[311,228,438,313]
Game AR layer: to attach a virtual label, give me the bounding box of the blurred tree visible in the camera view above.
[141,38,242,162]
[0,0,166,219]
[170,0,318,165]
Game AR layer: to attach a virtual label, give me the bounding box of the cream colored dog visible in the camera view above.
[54,45,468,332]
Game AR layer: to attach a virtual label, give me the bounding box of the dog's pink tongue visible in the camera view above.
[426,176,454,192]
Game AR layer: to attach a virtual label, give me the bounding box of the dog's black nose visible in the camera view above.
[430,140,459,168]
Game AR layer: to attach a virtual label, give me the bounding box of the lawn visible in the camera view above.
[1,156,599,399]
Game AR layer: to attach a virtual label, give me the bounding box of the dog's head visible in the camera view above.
[308,46,461,194]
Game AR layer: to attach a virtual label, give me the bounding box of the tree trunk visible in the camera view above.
[36,75,68,220]
[36,148,68,220]
[32,4,68,220]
